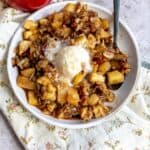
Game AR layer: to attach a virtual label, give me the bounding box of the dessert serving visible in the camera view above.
[12,3,131,121]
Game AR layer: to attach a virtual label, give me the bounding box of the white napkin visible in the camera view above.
[0,4,149,150]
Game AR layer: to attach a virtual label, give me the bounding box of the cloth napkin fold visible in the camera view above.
[0,2,150,150]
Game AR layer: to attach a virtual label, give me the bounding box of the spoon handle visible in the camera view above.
[113,0,120,48]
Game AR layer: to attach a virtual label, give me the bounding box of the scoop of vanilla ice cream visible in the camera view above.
[54,46,92,81]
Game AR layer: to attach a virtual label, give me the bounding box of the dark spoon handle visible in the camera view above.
[113,0,120,48]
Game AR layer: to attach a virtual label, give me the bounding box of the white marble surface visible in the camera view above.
[0,0,150,149]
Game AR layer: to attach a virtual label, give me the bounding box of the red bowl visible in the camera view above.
[5,0,52,11]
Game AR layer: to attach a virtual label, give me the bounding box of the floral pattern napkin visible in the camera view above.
[0,1,150,150]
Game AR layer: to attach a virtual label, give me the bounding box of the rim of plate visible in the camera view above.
[7,1,141,129]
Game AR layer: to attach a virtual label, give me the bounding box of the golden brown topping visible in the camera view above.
[104,90,115,102]
[47,102,56,112]
[93,104,108,118]
[88,94,99,106]
[55,26,71,39]
[81,107,93,121]
[13,3,130,121]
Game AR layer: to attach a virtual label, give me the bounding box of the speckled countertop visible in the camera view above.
[0,0,150,149]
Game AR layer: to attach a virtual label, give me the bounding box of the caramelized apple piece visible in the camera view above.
[99,61,111,74]
[18,40,31,55]
[24,20,38,30]
[72,71,85,85]
[67,88,80,106]
[89,72,105,84]
[107,70,124,85]
[21,68,35,78]
[27,91,38,106]
[37,76,51,86]
[17,75,35,90]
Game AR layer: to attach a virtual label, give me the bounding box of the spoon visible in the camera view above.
[110,0,122,90]
[113,0,120,48]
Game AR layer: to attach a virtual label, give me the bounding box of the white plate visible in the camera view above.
[7,1,140,129]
